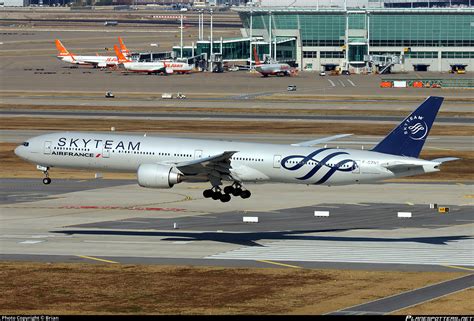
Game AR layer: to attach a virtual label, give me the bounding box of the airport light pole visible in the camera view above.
[210,9,213,59]
[198,11,201,41]
[268,11,272,62]
[180,13,184,58]
[249,8,253,69]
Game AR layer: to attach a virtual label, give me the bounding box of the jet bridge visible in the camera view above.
[366,54,402,74]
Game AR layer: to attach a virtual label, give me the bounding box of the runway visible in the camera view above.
[1,178,472,273]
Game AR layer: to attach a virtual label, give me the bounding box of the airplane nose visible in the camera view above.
[14,145,21,156]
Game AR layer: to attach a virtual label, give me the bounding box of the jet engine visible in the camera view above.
[137,164,182,188]
[165,67,174,74]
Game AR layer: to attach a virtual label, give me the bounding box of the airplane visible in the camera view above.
[113,45,193,75]
[15,97,457,203]
[253,47,294,77]
[113,44,170,75]
[55,38,129,68]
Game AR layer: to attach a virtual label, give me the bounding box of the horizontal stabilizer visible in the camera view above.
[431,157,460,163]
[291,134,353,147]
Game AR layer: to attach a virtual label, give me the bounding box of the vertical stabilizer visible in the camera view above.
[371,96,444,158]
[113,44,130,63]
[118,37,130,56]
[55,39,71,56]
[253,47,261,65]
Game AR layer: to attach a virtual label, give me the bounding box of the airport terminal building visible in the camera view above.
[175,7,473,73]
[236,7,474,73]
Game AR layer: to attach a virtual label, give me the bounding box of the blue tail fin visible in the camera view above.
[371,96,444,158]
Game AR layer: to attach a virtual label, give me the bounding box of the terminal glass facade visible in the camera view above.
[235,8,474,72]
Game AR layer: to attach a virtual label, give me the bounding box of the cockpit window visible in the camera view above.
[22,142,29,147]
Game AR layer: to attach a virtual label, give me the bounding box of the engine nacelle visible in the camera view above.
[165,67,174,74]
[137,164,182,189]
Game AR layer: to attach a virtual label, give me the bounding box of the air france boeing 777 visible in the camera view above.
[15,97,457,202]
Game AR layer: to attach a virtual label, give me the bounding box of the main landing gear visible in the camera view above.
[202,183,251,203]
[37,165,51,185]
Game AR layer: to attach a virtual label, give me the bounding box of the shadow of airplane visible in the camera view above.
[52,229,473,247]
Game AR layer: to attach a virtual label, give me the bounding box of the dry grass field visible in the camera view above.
[1,103,472,118]
[395,288,474,315]
[0,262,467,315]
[1,117,473,136]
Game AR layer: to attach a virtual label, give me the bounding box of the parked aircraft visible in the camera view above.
[113,45,169,74]
[15,97,456,203]
[55,38,129,68]
[253,47,294,77]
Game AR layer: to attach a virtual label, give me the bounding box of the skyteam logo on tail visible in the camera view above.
[403,115,428,141]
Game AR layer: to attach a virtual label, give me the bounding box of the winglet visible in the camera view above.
[113,44,130,63]
[371,96,444,158]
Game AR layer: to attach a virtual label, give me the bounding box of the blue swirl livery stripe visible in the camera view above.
[314,159,355,185]
[281,148,356,184]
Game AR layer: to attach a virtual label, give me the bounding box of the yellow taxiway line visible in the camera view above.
[443,265,474,272]
[258,260,301,269]
[77,255,119,264]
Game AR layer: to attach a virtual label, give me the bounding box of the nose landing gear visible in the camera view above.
[203,183,251,202]
[37,165,51,185]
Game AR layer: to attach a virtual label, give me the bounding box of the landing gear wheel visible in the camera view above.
[203,189,213,198]
[223,186,234,195]
[241,190,251,199]
[220,193,231,203]
[232,187,242,197]
[42,177,51,185]
[211,191,222,200]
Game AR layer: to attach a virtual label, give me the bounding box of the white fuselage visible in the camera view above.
[162,61,193,73]
[15,132,440,186]
[121,61,166,73]
[255,63,292,76]
[58,55,119,67]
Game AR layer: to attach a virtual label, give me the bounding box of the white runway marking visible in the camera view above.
[19,240,44,244]
[207,238,474,266]
[338,80,346,87]
[347,79,356,87]
[327,79,336,87]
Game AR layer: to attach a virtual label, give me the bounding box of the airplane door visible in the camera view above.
[273,155,282,168]
[352,160,360,174]
[194,149,203,160]
[102,147,110,158]
[43,141,52,154]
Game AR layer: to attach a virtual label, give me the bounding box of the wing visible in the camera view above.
[291,134,353,147]
[166,151,238,186]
